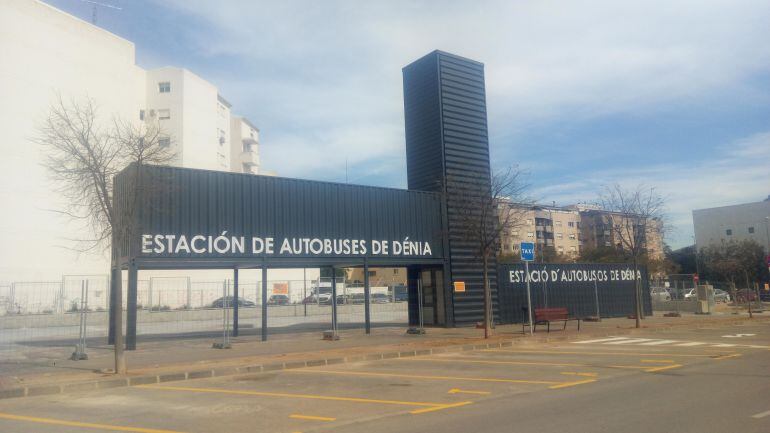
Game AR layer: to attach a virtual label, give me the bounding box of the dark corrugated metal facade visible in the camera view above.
[497,263,653,323]
[403,50,497,326]
[115,165,445,267]
[111,49,649,332]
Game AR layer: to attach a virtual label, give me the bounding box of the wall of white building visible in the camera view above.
[230,116,260,174]
[0,0,146,280]
[0,0,261,282]
[693,199,770,253]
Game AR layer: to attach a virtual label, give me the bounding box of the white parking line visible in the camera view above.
[751,410,770,419]
[574,337,631,344]
[638,340,678,346]
[604,339,656,345]
[675,342,707,347]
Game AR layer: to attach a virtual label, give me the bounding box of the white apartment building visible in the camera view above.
[0,0,260,280]
[693,196,770,253]
[230,116,260,175]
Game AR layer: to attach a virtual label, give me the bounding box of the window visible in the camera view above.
[158,109,170,119]
[568,221,575,228]
[527,232,534,238]
[139,109,145,121]
[555,221,562,227]
[368,270,376,277]
[503,244,510,251]
[558,246,564,252]
[726,229,732,236]
[570,246,577,252]
[512,230,519,236]
[393,269,399,275]
[158,82,171,93]
[158,137,170,148]
[569,234,576,240]
[556,233,563,239]
[526,219,533,225]
[604,241,611,246]
[748,227,755,234]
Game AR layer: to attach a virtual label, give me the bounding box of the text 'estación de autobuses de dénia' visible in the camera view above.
[140,233,434,257]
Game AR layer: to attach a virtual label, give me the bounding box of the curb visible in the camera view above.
[1,315,765,401]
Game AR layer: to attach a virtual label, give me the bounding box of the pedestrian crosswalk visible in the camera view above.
[572,336,769,349]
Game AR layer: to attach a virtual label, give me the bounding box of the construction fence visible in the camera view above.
[0,275,409,361]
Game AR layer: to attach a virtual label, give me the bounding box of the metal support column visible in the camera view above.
[331,266,338,338]
[261,266,268,341]
[108,267,117,345]
[233,268,239,337]
[303,268,307,317]
[111,266,125,373]
[126,263,138,350]
[364,260,371,334]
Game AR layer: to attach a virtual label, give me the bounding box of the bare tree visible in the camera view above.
[455,167,529,338]
[35,95,174,373]
[36,96,173,252]
[598,184,665,328]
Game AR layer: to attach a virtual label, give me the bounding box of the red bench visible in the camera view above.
[522,307,581,333]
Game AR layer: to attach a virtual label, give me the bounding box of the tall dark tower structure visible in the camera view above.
[403,50,496,326]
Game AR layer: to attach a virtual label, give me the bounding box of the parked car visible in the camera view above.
[713,289,731,303]
[683,289,698,301]
[267,294,290,306]
[371,293,390,303]
[392,285,408,302]
[650,287,671,302]
[301,293,332,305]
[349,293,366,304]
[210,297,256,308]
[735,289,758,303]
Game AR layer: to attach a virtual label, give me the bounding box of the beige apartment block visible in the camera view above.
[578,208,664,261]
[499,203,582,259]
[498,202,664,261]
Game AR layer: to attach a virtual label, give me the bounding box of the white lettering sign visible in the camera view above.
[140,234,432,257]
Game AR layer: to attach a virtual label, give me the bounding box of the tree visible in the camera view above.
[455,167,529,338]
[700,240,769,287]
[669,245,697,274]
[597,184,665,328]
[36,95,174,373]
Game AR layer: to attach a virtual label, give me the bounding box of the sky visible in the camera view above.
[46,0,770,250]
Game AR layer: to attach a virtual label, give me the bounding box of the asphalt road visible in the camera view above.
[0,321,768,433]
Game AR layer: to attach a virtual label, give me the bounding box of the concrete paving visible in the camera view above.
[0,319,767,433]
[1,311,765,388]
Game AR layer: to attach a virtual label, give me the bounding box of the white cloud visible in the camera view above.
[531,131,770,248]
[146,0,770,183]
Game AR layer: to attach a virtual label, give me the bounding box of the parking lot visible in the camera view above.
[0,322,768,433]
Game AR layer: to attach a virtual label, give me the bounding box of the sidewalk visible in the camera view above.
[1,311,767,400]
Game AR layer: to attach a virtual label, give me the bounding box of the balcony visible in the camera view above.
[240,150,259,166]
[242,136,258,146]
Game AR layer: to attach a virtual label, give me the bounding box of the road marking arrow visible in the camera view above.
[447,388,491,395]
[722,333,756,338]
